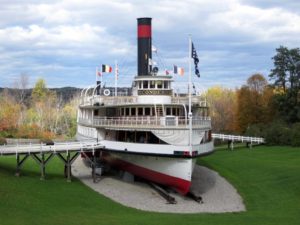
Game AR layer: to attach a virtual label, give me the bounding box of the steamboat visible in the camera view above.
[76,18,214,195]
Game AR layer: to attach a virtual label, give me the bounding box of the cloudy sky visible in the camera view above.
[0,0,300,91]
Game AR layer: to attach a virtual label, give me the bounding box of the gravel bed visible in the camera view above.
[72,158,245,213]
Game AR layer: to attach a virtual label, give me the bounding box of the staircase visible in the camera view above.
[155,106,164,117]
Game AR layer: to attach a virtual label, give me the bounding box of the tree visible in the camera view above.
[205,86,237,133]
[0,90,21,135]
[31,78,48,102]
[236,74,274,133]
[13,73,29,105]
[269,46,300,123]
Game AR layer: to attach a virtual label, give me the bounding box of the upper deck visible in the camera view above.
[79,95,208,108]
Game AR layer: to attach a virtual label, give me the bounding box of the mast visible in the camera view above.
[188,35,192,150]
[115,60,118,96]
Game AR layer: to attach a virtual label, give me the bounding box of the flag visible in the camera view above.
[165,69,170,75]
[191,42,200,78]
[102,64,112,73]
[174,65,184,76]
[97,71,102,76]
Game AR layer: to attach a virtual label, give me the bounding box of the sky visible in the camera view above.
[0,0,300,92]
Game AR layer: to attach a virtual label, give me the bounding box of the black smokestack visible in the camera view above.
[137,18,152,76]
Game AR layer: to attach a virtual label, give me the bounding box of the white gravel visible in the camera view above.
[72,158,245,213]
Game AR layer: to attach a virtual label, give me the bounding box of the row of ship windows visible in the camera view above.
[94,107,183,117]
[133,80,170,89]
[93,107,209,117]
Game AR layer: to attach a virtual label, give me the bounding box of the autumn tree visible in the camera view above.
[205,86,237,133]
[236,74,274,133]
[0,90,21,135]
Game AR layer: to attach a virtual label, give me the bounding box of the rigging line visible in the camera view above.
[152,38,168,70]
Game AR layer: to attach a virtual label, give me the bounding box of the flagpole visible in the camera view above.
[96,67,98,83]
[188,35,192,150]
[100,65,103,88]
[115,60,118,97]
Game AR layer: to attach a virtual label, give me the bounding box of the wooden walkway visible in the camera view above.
[0,141,103,182]
[212,133,265,150]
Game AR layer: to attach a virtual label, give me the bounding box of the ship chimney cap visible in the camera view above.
[137,17,152,24]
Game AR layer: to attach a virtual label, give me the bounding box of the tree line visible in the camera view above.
[0,77,79,144]
[205,46,300,146]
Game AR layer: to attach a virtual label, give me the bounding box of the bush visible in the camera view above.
[290,123,300,146]
[245,123,265,137]
[0,137,7,145]
[264,121,291,146]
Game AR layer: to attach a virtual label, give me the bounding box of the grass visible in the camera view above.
[0,145,300,225]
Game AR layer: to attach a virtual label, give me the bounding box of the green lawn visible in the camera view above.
[0,145,299,225]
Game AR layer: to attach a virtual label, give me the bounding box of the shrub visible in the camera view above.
[264,121,291,146]
[0,137,7,145]
[290,123,300,146]
[245,123,265,137]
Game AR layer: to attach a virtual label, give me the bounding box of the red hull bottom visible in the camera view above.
[102,154,191,195]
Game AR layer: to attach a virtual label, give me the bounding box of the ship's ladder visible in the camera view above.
[155,105,164,117]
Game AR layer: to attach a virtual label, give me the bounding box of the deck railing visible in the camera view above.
[80,95,207,107]
[78,116,211,129]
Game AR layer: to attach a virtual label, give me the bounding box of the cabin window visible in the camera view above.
[125,108,130,116]
[94,109,99,116]
[143,81,148,89]
[166,108,171,115]
[172,108,177,116]
[139,81,142,89]
[150,81,155,89]
[138,108,143,116]
[157,81,162,89]
[131,108,136,116]
[121,108,124,116]
[145,107,151,116]
[164,81,168,89]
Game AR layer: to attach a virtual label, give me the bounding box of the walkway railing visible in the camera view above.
[78,116,211,129]
[212,133,265,144]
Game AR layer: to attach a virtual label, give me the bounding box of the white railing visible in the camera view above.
[212,133,265,144]
[171,96,207,106]
[81,96,137,106]
[80,95,207,107]
[78,116,211,129]
[0,141,103,155]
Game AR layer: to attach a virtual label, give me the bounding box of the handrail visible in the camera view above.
[212,133,265,143]
[78,116,211,129]
[80,95,208,107]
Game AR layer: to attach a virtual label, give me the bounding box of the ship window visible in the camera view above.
[164,81,168,89]
[166,107,171,115]
[172,108,177,116]
[143,81,148,89]
[131,108,136,116]
[150,81,155,89]
[157,81,162,89]
[139,81,142,89]
[138,107,143,116]
[94,109,99,116]
[145,107,151,116]
[121,108,124,116]
[125,108,130,116]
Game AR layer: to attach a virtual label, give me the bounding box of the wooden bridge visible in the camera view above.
[0,141,103,182]
[212,133,265,150]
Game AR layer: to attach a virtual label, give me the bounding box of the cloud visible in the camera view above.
[0,0,300,88]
